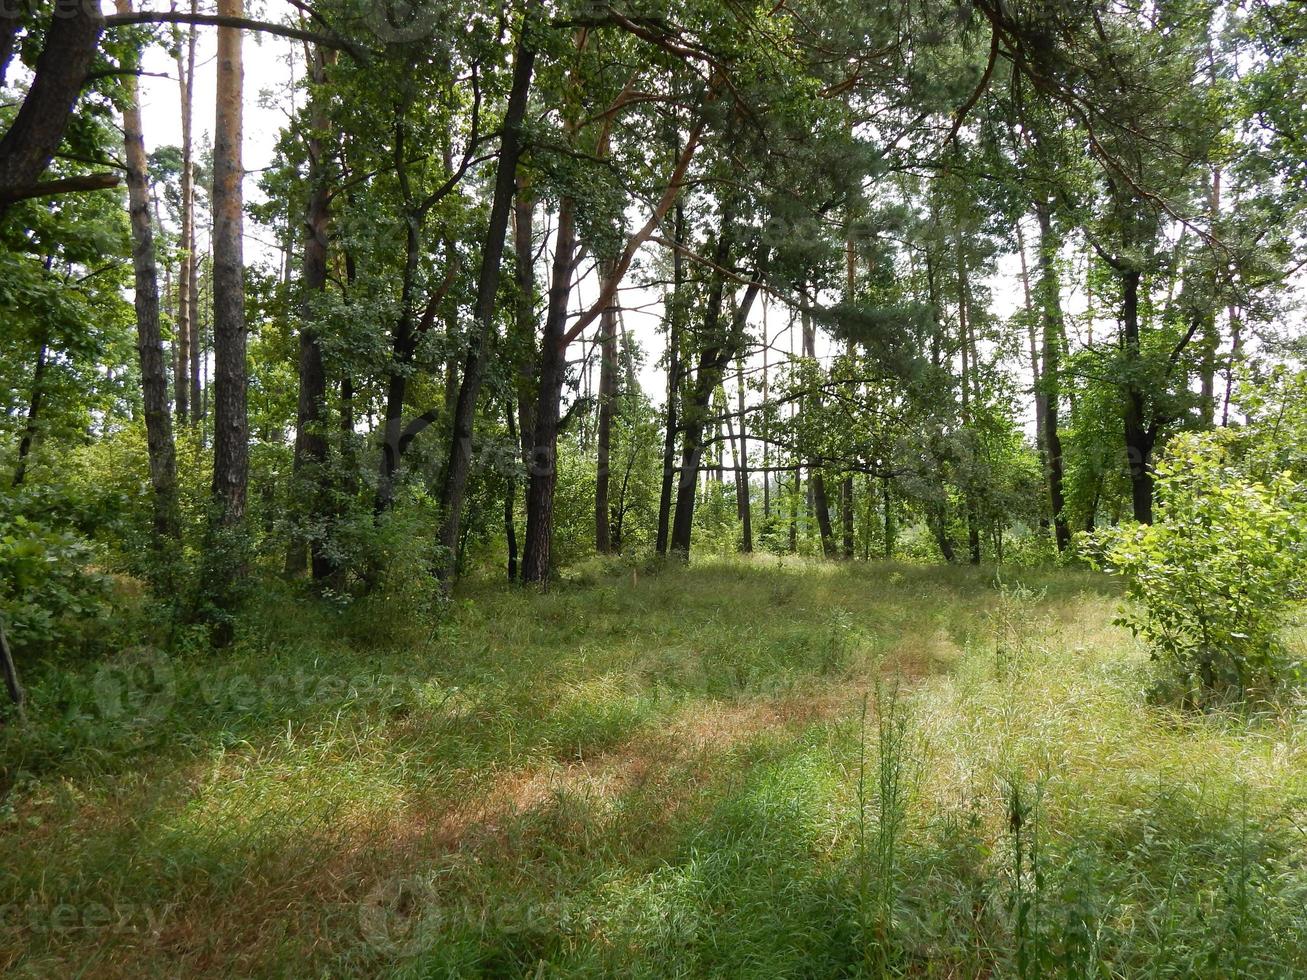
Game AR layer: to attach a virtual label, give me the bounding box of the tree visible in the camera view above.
[115,1,180,560]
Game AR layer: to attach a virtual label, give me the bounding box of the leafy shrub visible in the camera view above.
[0,512,110,655]
[1099,431,1307,703]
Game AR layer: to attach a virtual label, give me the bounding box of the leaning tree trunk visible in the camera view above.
[286,45,335,580]
[118,0,180,555]
[436,19,536,582]
[0,3,104,211]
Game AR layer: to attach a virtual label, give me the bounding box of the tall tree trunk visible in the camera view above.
[956,234,981,565]
[671,207,736,557]
[118,0,180,553]
[840,231,855,558]
[287,45,335,579]
[1198,165,1221,426]
[655,204,684,555]
[210,0,247,528]
[521,198,576,585]
[800,304,835,558]
[173,12,195,424]
[594,259,618,554]
[436,20,536,582]
[734,354,752,552]
[1034,202,1070,550]
[761,297,770,520]
[203,0,248,645]
[504,400,520,582]
[1016,220,1044,475]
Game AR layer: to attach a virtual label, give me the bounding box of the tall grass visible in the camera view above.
[1,557,1303,977]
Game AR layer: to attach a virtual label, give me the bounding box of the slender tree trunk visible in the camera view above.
[210,0,247,529]
[287,45,335,579]
[1016,220,1044,474]
[734,354,752,552]
[800,304,835,558]
[594,259,618,554]
[761,297,770,520]
[840,232,856,558]
[521,198,576,585]
[505,400,519,582]
[1034,202,1070,550]
[655,203,684,555]
[955,234,981,565]
[173,16,194,423]
[12,338,47,488]
[1198,165,1221,426]
[670,207,741,557]
[881,475,894,559]
[436,21,536,581]
[118,0,180,552]
[1121,266,1154,524]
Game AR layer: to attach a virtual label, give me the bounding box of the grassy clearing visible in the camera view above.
[2,559,1305,977]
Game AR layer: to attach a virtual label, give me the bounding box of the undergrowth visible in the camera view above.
[1,558,1304,977]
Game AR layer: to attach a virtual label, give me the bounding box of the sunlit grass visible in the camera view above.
[2,557,1303,976]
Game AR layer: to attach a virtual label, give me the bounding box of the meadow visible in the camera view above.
[2,558,1305,977]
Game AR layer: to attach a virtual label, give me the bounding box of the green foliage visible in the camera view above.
[0,506,109,657]
[1099,431,1307,702]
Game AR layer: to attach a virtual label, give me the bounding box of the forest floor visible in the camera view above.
[2,558,1305,978]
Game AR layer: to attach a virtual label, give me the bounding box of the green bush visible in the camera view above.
[0,512,110,655]
[1099,431,1307,703]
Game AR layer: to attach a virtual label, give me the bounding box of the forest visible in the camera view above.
[2,0,1306,975]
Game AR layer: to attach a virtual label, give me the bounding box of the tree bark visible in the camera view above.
[173,11,196,424]
[0,4,104,214]
[118,0,181,551]
[594,259,619,554]
[655,200,685,555]
[521,197,577,585]
[1034,202,1070,550]
[670,205,737,556]
[436,18,536,582]
[11,339,47,488]
[734,354,752,552]
[800,304,835,558]
[1121,265,1154,524]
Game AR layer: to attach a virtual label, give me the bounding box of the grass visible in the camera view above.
[1,557,1305,977]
